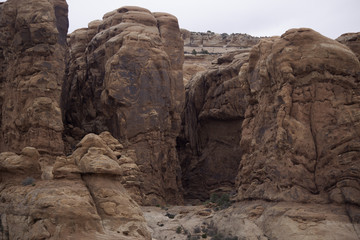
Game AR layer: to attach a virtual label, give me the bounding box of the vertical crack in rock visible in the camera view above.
[309,88,320,194]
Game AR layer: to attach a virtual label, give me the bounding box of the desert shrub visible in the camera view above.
[209,193,231,210]
[22,177,35,186]
[221,33,229,39]
[211,233,224,240]
[194,226,201,233]
[202,233,207,238]
[200,49,209,54]
[176,226,182,234]
[165,212,175,219]
[192,49,197,55]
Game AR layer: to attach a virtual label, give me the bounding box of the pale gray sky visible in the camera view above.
[1,0,359,38]
[66,0,359,39]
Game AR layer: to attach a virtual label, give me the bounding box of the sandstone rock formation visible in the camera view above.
[1,0,360,239]
[180,28,360,206]
[337,32,360,61]
[62,6,185,205]
[1,132,151,240]
[235,28,360,205]
[178,27,360,239]
[181,30,261,85]
[178,49,251,200]
[181,29,261,53]
[0,0,68,156]
[0,1,183,239]
[144,201,360,240]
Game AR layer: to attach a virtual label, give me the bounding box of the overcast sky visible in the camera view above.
[1,0,358,39]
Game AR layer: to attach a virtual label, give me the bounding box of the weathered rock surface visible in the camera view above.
[63,6,184,205]
[337,32,360,61]
[144,201,360,240]
[1,132,151,240]
[181,30,261,87]
[1,0,360,239]
[181,29,261,54]
[236,28,360,204]
[0,0,68,156]
[178,50,251,200]
[180,28,360,205]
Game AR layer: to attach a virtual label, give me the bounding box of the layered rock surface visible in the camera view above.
[0,0,360,239]
[180,28,360,205]
[178,27,360,238]
[178,50,251,200]
[0,132,151,239]
[337,32,360,61]
[0,1,183,239]
[62,6,184,205]
[181,29,262,84]
[144,201,360,240]
[181,29,261,54]
[236,28,360,205]
[0,0,68,156]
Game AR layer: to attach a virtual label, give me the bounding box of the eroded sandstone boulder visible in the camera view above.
[62,6,184,205]
[1,132,151,239]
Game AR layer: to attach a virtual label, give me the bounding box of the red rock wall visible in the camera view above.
[62,6,185,205]
[180,29,360,205]
[0,0,68,155]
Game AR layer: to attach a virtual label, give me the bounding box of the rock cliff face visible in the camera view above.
[62,6,184,205]
[178,50,251,200]
[0,0,360,239]
[180,28,360,207]
[236,28,360,205]
[0,1,183,239]
[0,0,67,156]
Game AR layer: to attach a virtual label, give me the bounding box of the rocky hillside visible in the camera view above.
[0,0,359,239]
[181,29,262,84]
[181,29,261,54]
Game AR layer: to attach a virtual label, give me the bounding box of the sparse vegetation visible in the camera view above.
[192,49,197,55]
[165,212,176,219]
[200,49,209,55]
[221,33,229,39]
[176,226,182,234]
[22,177,35,186]
[194,226,201,233]
[206,193,231,210]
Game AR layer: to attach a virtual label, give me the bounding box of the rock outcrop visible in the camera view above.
[62,6,184,205]
[181,29,261,53]
[144,201,360,240]
[1,0,360,239]
[0,132,151,239]
[337,32,360,61]
[235,28,360,205]
[178,50,251,200]
[181,30,262,85]
[0,0,68,156]
[180,28,360,204]
[178,27,360,239]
